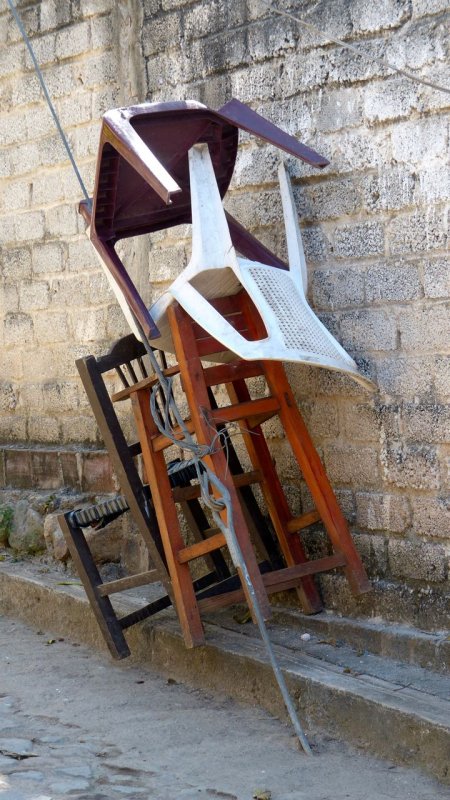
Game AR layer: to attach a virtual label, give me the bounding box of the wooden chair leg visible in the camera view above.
[237,289,370,597]
[263,361,371,595]
[59,514,131,659]
[131,388,206,648]
[226,378,323,614]
[169,303,272,621]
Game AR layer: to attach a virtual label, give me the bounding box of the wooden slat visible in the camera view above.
[192,312,247,341]
[59,514,131,659]
[262,554,346,591]
[111,365,180,402]
[209,396,279,425]
[196,336,230,358]
[177,532,227,564]
[246,410,279,429]
[172,470,262,502]
[97,569,158,596]
[262,359,372,596]
[198,554,347,612]
[203,359,264,387]
[286,510,321,533]
[151,418,196,451]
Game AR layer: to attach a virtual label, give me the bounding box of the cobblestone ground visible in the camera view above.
[0,615,447,800]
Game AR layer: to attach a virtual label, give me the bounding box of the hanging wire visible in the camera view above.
[7,0,93,208]
[259,0,450,96]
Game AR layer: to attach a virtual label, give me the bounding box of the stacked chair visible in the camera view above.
[62,99,373,658]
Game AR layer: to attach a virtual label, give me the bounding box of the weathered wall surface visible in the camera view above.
[0,0,448,625]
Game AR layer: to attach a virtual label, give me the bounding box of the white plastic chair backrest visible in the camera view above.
[189,145,239,274]
[277,161,308,293]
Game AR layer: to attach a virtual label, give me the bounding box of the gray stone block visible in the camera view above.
[362,171,415,212]
[376,355,435,399]
[398,303,450,352]
[349,0,410,32]
[19,280,49,312]
[411,496,450,539]
[389,211,447,255]
[314,87,363,133]
[312,268,365,310]
[300,177,361,222]
[363,78,416,123]
[422,258,449,299]
[10,499,45,554]
[32,241,64,275]
[34,311,69,344]
[4,312,34,346]
[391,116,448,165]
[334,222,385,259]
[365,262,422,304]
[434,356,450,400]
[381,441,440,490]
[340,309,397,352]
[14,211,45,242]
[402,403,450,443]
[388,538,447,582]
[324,443,380,487]
[356,491,411,533]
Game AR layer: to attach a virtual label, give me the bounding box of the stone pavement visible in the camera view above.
[0,615,448,800]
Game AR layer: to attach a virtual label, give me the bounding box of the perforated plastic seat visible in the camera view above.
[150,144,374,390]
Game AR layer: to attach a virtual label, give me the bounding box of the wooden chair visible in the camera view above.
[125,298,371,649]
[59,334,278,658]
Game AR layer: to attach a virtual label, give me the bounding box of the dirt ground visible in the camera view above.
[0,614,447,800]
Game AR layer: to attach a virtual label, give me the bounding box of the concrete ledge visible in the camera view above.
[270,606,449,674]
[0,561,448,786]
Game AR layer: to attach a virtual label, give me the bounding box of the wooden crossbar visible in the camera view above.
[171,470,262,502]
[199,554,347,612]
[178,532,227,564]
[97,570,158,596]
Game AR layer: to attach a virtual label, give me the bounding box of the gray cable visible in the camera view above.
[7,0,92,208]
[259,0,450,96]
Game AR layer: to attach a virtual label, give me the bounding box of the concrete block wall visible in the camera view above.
[0,0,448,624]
[140,0,449,621]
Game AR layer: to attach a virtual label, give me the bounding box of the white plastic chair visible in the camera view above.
[150,144,373,389]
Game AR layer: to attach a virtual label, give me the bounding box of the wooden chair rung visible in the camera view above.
[286,510,321,533]
[171,469,262,502]
[203,359,264,387]
[151,419,196,452]
[246,410,278,429]
[97,569,158,596]
[177,531,227,564]
[199,554,347,612]
[209,396,279,425]
[112,365,180,402]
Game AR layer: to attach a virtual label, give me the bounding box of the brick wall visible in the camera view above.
[0,0,448,624]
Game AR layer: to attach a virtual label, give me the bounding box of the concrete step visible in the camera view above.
[0,558,449,786]
[269,606,449,674]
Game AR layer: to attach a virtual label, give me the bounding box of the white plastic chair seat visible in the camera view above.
[149,143,374,390]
